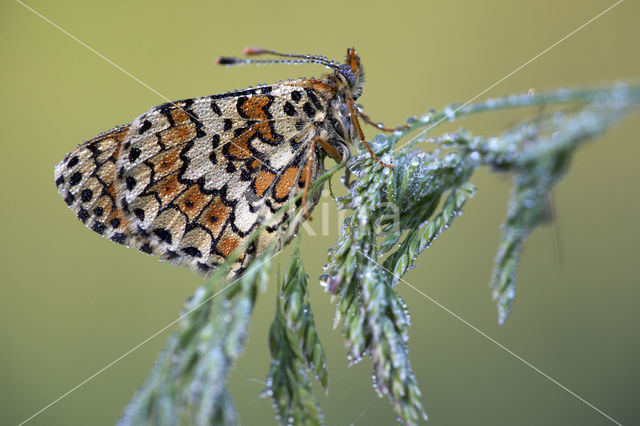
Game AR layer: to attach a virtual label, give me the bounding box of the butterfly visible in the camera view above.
[54,47,392,276]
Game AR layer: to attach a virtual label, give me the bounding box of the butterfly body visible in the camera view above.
[55,48,366,276]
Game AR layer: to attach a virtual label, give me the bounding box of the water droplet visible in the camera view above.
[488,137,499,150]
[444,107,456,121]
[319,274,329,289]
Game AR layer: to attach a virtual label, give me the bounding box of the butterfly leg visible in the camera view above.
[317,138,343,163]
[358,108,410,133]
[301,137,321,220]
[345,94,394,169]
[301,134,349,221]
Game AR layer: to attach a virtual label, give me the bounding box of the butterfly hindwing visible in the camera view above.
[55,126,134,244]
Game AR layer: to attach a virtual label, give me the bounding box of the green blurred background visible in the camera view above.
[2,1,639,424]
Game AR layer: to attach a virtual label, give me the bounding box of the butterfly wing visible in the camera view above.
[54,126,142,245]
[56,83,333,276]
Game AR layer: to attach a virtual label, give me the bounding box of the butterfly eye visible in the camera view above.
[338,64,357,87]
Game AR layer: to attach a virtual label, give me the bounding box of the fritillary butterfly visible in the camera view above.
[54,47,390,276]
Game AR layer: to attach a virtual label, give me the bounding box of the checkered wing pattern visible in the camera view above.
[55,83,332,275]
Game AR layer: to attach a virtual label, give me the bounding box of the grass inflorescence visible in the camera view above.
[120,83,640,425]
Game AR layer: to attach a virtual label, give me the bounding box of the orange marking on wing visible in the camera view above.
[92,194,114,215]
[254,170,276,197]
[111,142,121,161]
[114,126,131,142]
[239,96,280,142]
[198,196,232,238]
[105,185,130,231]
[173,183,212,222]
[216,234,240,258]
[149,148,182,177]
[88,127,129,161]
[90,126,130,143]
[160,123,196,147]
[105,183,122,208]
[107,211,127,231]
[274,166,299,199]
[228,131,252,159]
[250,159,261,169]
[298,161,310,186]
[80,126,129,162]
[170,108,190,124]
[149,174,187,207]
[241,95,270,119]
[253,121,278,142]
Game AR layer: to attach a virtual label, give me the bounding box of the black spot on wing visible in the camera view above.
[134,208,145,221]
[291,90,302,103]
[91,222,106,235]
[211,101,222,116]
[303,102,315,119]
[153,228,172,244]
[77,207,89,223]
[69,172,82,186]
[67,156,79,168]
[183,246,202,258]
[305,88,322,110]
[129,147,141,163]
[81,189,93,202]
[139,120,152,134]
[126,176,136,191]
[283,102,296,117]
[111,232,127,244]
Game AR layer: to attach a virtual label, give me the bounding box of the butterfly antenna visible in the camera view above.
[216,47,341,70]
